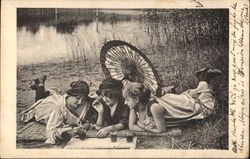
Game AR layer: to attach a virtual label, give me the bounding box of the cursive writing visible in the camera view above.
[229,2,249,154]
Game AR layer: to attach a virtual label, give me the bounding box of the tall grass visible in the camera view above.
[139,9,229,149]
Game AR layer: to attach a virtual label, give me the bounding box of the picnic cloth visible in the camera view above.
[17,121,46,141]
[17,121,182,142]
[64,137,137,149]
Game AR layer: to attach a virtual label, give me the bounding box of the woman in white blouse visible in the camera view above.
[20,80,98,144]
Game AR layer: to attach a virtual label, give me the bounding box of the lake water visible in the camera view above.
[17,9,156,65]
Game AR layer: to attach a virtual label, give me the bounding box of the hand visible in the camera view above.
[54,129,75,143]
[129,105,137,110]
[92,100,104,113]
[81,123,91,130]
[137,120,145,129]
[54,131,63,143]
[96,127,111,138]
[75,123,91,132]
[61,129,75,140]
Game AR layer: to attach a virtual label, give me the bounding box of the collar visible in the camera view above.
[109,102,118,117]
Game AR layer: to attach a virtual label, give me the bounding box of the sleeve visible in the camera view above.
[102,102,111,126]
[198,91,216,117]
[86,106,98,124]
[118,106,129,129]
[22,93,65,124]
[20,99,43,122]
[45,108,71,144]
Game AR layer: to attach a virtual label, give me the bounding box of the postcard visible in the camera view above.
[1,0,249,158]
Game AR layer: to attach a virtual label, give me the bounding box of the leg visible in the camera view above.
[30,75,50,101]
[188,68,222,98]
[36,86,50,101]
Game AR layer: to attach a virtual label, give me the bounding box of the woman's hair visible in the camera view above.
[101,89,122,101]
[123,82,151,104]
[97,78,123,100]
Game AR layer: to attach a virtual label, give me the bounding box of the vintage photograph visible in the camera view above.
[16,8,229,150]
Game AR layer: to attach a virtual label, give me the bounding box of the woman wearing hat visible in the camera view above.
[92,78,129,138]
[20,80,97,144]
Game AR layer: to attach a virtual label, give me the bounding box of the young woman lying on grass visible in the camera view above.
[20,77,98,144]
[122,67,222,133]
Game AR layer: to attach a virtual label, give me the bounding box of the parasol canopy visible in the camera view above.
[100,40,162,96]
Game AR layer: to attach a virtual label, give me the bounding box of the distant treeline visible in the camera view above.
[17,8,139,29]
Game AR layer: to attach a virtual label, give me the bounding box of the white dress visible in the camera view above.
[20,91,92,144]
[137,82,216,127]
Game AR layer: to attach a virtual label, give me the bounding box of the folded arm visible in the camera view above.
[128,109,145,131]
[149,103,166,133]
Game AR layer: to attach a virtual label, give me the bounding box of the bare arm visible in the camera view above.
[97,108,157,137]
[129,109,145,131]
[149,103,166,133]
[112,123,124,130]
[95,123,125,138]
[143,126,162,133]
[95,106,127,137]
[95,111,104,127]
[92,100,105,127]
[101,123,124,132]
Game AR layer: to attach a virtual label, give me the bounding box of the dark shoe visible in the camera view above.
[30,79,39,90]
[30,75,47,90]
[38,75,47,85]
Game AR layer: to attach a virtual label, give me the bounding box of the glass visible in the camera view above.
[77,128,86,140]
[110,130,117,142]
[126,131,134,143]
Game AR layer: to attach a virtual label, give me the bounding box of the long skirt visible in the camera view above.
[155,81,215,127]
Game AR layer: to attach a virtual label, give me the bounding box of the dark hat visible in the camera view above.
[67,80,89,97]
[195,67,222,83]
[96,78,123,95]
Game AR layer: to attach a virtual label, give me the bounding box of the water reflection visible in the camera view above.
[17,9,146,65]
[55,21,78,34]
[17,25,69,65]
